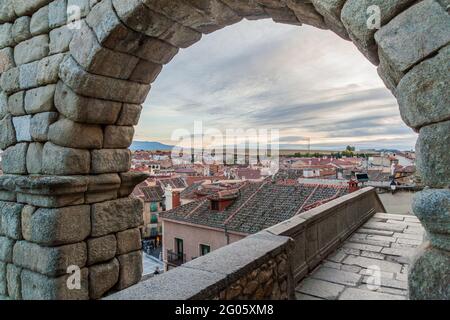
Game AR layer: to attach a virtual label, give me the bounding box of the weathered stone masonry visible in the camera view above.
[216,251,292,300]
[0,0,449,300]
[106,230,296,300]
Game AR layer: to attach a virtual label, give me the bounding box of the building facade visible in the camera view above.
[160,180,350,270]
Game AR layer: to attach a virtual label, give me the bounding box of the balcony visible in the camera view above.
[106,187,422,300]
[166,250,186,267]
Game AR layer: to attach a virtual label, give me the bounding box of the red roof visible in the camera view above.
[186,176,228,186]
[236,168,261,180]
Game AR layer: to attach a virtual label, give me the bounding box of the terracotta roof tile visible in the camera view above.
[161,182,349,234]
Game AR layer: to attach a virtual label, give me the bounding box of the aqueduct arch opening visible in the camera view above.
[0,0,449,300]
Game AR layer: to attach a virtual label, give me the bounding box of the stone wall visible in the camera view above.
[0,0,449,299]
[106,188,382,300]
[106,231,295,300]
[216,251,291,300]
[268,187,386,284]
[0,195,146,299]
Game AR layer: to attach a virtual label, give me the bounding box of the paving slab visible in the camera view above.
[342,247,361,256]
[382,247,414,257]
[362,276,408,290]
[296,213,423,300]
[359,268,395,280]
[295,292,324,300]
[366,235,396,243]
[323,261,341,270]
[348,237,392,247]
[341,265,361,273]
[343,242,383,253]
[404,227,424,235]
[358,228,394,236]
[343,255,402,273]
[357,284,406,297]
[397,238,422,246]
[404,217,420,223]
[400,265,409,274]
[349,233,367,241]
[360,250,386,260]
[296,278,345,300]
[363,221,405,232]
[374,213,406,221]
[387,219,422,227]
[378,287,407,296]
[338,288,405,300]
[386,220,409,226]
[386,255,411,265]
[394,232,423,240]
[311,267,362,287]
[327,250,347,263]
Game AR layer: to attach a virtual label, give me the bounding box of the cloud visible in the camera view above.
[279,135,309,143]
[138,19,417,150]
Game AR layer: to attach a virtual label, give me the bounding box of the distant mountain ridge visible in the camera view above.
[130,141,174,151]
[130,141,410,153]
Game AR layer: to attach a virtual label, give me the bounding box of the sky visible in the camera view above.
[135,19,417,151]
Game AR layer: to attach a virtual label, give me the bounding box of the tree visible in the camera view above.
[342,145,356,157]
[346,145,356,152]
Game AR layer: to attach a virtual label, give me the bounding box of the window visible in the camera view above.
[150,202,158,212]
[199,244,211,256]
[150,214,158,224]
[211,200,219,211]
[175,238,184,256]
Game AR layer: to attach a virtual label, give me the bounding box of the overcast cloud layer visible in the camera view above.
[137,19,417,151]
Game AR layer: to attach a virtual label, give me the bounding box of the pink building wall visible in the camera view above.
[162,219,246,268]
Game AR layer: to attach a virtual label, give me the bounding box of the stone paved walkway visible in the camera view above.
[295,213,424,300]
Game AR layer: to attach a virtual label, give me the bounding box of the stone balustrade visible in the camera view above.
[267,187,386,284]
[106,231,295,300]
[106,187,384,300]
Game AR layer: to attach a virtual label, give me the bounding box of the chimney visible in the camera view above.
[209,190,239,211]
[172,191,181,209]
[348,179,359,193]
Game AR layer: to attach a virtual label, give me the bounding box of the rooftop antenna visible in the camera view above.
[307,137,311,154]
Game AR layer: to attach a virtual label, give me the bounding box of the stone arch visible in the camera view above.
[0,0,449,300]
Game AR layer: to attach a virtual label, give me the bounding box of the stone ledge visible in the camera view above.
[105,265,227,300]
[0,173,149,196]
[0,173,149,207]
[0,174,89,195]
[270,187,384,230]
[183,231,293,281]
[105,231,294,300]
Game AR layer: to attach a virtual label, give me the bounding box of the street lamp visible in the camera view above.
[390,180,397,194]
